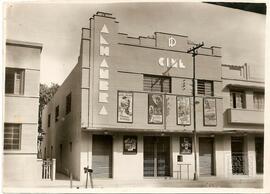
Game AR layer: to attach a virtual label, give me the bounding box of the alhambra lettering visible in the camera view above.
[99,24,110,115]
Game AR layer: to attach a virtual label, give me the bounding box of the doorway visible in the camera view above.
[92,135,113,178]
[143,136,170,177]
[199,137,215,176]
[255,137,264,174]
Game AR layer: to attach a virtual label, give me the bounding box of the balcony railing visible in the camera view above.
[227,108,264,125]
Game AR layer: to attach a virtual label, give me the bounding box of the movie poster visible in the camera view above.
[148,94,163,124]
[177,96,191,125]
[180,137,192,154]
[204,98,217,126]
[118,92,133,123]
[123,136,137,154]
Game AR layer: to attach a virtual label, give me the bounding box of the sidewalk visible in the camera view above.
[2,173,263,190]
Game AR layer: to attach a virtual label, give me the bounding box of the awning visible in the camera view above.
[226,83,264,91]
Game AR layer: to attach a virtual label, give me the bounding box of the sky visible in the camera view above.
[4,2,266,85]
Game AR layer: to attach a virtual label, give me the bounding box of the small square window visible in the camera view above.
[5,68,25,95]
[230,90,246,109]
[66,93,72,115]
[253,92,264,110]
[143,74,171,93]
[197,80,214,96]
[55,105,59,122]
[48,114,51,127]
[4,123,21,150]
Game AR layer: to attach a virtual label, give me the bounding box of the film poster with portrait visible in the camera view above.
[203,98,217,126]
[148,94,163,124]
[177,96,191,125]
[118,92,133,123]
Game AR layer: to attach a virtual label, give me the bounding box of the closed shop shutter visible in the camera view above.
[199,137,214,176]
[92,135,112,178]
[144,137,155,177]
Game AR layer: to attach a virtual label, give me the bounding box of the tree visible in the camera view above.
[38,83,59,158]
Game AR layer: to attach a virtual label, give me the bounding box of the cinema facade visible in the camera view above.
[42,12,264,182]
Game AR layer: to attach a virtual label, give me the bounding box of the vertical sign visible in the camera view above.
[203,98,217,126]
[98,24,110,115]
[148,94,163,124]
[177,96,191,125]
[117,92,133,123]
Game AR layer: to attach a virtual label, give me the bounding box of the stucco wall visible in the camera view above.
[4,41,42,183]
[80,13,223,134]
[5,97,39,124]
[42,62,82,180]
[3,155,41,184]
[113,134,144,180]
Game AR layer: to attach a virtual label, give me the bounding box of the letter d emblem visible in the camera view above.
[168,36,176,47]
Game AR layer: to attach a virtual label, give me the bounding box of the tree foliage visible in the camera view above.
[38,83,59,134]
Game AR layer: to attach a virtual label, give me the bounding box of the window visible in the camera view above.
[5,68,24,95]
[69,142,72,152]
[197,80,213,96]
[4,123,21,150]
[143,75,171,93]
[230,91,246,109]
[55,105,59,122]
[66,93,72,115]
[48,114,51,127]
[253,92,264,110]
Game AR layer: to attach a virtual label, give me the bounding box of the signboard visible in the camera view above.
[177,96,191,125]
[117,92,133,123]
[180,137,192,154]
[98,24,110,116]
[203,98,217,126]
[148,94,163,124]
[123,136,137,154]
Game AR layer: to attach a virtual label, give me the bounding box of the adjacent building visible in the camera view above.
[4,40,43,183]
[42,12,264,182]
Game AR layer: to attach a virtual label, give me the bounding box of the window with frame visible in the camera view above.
[4,123,21,150]
[55,105,59,122]
[66,93,72,115]
[48,114,51,127]
[230,90,246,109]
[143,74,171,93]
[5,68,25,95]
[253,92,264,110]
[197,80,214,96]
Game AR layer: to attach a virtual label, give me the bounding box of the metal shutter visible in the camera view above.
[92,135,113,178]
[199,137,214,176]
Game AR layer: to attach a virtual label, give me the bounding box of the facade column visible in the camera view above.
[80,132,92,182]
[246,135,256,177]
[215,135,225,177]
[223,135,232,178]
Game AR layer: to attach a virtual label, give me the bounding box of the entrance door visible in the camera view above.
[92,135,112,178]
[199,137,214,176]
[143,136,170,177]
[255,137,264,174]
[231,136,245,175]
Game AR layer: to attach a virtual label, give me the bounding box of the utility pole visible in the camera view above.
[187,42,204,181]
